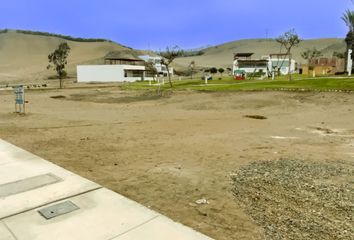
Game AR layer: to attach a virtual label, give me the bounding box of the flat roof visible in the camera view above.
[234,53,254,57]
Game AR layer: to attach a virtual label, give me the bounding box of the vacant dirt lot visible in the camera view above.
[0,87,353,240]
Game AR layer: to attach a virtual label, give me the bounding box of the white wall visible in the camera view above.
[77,65,146,83]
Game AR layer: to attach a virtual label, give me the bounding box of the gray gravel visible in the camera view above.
[231,159,354,240]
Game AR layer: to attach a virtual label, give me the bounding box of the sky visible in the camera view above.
[0,0,352,50]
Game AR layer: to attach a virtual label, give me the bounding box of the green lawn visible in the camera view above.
[122,75,354,92]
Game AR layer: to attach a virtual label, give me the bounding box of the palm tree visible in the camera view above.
[342,9,354,73]
[342,9,354,32]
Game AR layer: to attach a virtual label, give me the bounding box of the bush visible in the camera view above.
[0,29,9,34]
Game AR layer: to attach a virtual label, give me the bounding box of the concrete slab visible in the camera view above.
[0,173,62,198]
[3,188,159,240]
[115,215,213,240]
[0,221,15,240]
[0,140,100,219]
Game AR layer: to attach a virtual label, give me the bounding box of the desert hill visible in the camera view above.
[175,38,346,69]
[0,30,136,84]
[0,30,347,84]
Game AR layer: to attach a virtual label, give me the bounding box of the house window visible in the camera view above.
[124,70,143,78]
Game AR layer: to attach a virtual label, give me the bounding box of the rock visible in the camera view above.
[195,198,209,205]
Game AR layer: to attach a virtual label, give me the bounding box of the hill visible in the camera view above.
[0,31,347,83]
[174,38,346,69]
[0,30,137,84]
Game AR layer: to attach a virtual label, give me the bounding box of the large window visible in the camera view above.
[272,60,289,68]
[124,70,143,78]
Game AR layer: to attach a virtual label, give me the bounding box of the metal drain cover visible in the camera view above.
[38,201,79,219]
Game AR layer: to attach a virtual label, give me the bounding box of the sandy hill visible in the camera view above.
[0,31,136,84]
[0,31,347,84]
[175,38,346,69]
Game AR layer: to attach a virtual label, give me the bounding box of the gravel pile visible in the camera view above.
[231,159,354,240]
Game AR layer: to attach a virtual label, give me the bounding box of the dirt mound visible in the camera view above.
[231,159,354,240]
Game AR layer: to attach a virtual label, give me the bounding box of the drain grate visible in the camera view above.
[38,201,79,219]
[0,173,62,198]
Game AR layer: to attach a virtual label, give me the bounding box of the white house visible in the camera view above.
[77,65,146,83]
[233,53,270,77]
[268,54,296,75]
[77,51,153,83]
[139,55,173,77]
[232,53,296,78]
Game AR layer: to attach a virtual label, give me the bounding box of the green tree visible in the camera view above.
[159,46,184,87]
[276,29,301,81]
[333,51,345,59]
[189,61,196,79]
[210,67,218,75]
[218,68,225,76]
[47,42,71,89]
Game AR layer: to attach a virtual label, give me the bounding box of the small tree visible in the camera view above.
[47,42,71,88]
[227,67,232,75]
[301,48,322,77]
[145,62,158,83]
[159,46,184,87]
[210,67,218,75]
[276,29,301,80]
[333,51,345,59]
[189,61,196,79]
[218,68,225,76]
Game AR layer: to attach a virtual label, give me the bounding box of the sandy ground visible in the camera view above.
[0,88,353,240]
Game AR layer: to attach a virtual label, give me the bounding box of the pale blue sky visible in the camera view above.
[0,0,352,49]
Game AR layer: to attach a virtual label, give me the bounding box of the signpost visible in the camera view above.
[14,86,26,114]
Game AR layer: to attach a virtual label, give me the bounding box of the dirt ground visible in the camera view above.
[0,87,353,240]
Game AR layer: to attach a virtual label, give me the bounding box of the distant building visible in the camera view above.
[233,53,269,77]
[267,53,296,75]
[77,51,151,83]
[300,57,345,76]
[232,53,296,79]
[138,55,173,77]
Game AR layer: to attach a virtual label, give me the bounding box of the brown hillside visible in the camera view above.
[0,32,132,84]
[175,38,346,69]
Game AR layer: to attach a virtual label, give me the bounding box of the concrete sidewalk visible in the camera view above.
[0,139,213,240]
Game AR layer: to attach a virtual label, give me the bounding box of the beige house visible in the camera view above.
[300,57,345,76]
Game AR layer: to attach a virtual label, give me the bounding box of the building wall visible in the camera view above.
[302,66,335,76]
[301,57,345,75]
[77,65,147,83]
[233,58,296,77]
[269,58,296,75]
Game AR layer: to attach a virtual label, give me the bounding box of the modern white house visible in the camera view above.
[267,53,296,75]
[232,53,296,78]
[77,51,153,83]
[233,53,270,77]
[139,55,173,77]
[77,65,146,83]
